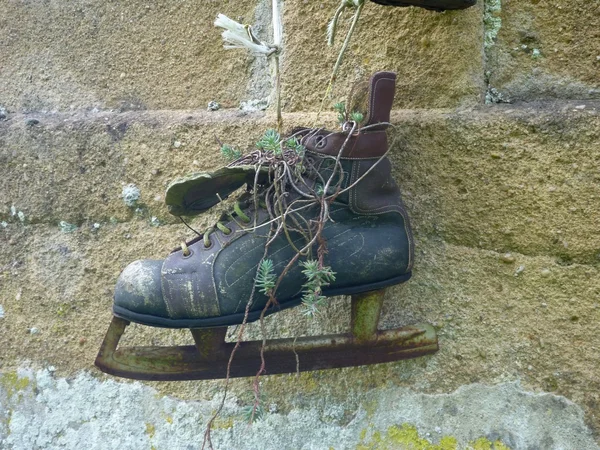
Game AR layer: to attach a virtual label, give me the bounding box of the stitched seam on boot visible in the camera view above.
[349,162,414,270]
[210,249,222,316]
[223,206,347,288]
[161,248,221,318]
[350,161,400,215]
[366,76,395,126]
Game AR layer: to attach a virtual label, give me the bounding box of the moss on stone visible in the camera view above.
[469,437,511,450]
[145,422,156,438]
[0,372,31,400]
[484,0,502,50]
[357,424,457,449]
[357,424,512,450]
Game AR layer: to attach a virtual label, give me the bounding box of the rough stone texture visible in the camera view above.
[0,0,258,113]
[392,102,600,265]
[0,110,276,225]
[1,178,599,440]
[486,0,600,102]
[0,0,486,114]
[1,369,598,449]
[282,1,485,110]
[2,104,598,264]
[2,1,600,448]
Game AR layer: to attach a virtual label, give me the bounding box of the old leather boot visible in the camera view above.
[113,72,414,328]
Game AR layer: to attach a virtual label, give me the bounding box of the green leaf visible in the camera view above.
[299,260,336,316]
[220,144,242,161]
[242,404,265,423]
[350,111,364,123]
[256,259,276,295]
[285,137,305,156]
[333,102,346,124]
[333,102,345,113]
[256,129,281,155]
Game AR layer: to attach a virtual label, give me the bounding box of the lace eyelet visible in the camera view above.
[315,136,327,149]
[181,249,193,259]
[203,240,213,250]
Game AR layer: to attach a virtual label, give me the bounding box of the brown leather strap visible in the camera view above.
[364,72,396,129]
[304,130,388,159]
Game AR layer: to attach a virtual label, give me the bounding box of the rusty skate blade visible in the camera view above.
[95,317,438,381]
[370,0,476,11]
[95,289,439,381]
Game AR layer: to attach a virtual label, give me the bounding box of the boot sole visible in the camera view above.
[113,272,412,329]
[370,0,476,11]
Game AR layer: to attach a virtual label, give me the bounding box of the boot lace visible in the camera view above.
[179,197,267,256]
[176,122,365,257]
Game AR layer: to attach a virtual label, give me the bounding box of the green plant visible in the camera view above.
[334,101,365,126]
[334,101,346,124]
[256,259,276,295]
[241,403,265,423]
[256,129,282,155]
[220,144,242,161]
[285,137,305,156]
[204,115,393,448]
[350,111,364,123]
[300,260,336,317]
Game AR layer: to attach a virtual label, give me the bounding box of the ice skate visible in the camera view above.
[95,72,438,381]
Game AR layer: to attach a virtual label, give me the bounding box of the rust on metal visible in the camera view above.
[350,289,385,341]
[95,289,439,381]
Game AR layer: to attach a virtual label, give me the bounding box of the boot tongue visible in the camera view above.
[165,165,267,217]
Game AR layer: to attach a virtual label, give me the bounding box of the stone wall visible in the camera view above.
[1,1,599,449]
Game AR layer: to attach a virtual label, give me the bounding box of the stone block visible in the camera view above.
[2,102,599,266]
[0,110,277,225]
[281,0,485,111]
[485,0,600,102]
[392,101,600,265]
[0,1,261,112]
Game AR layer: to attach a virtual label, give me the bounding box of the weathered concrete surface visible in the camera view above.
[0,0,259,113]
[282,1,485,110]
[0,109,273,225]
[1,369,597,449]
[2,103,598,264]
[485,0,600,102]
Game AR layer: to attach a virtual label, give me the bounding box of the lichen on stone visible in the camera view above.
[357,424,511,450]
[59,220,77,233]
[121,184,141,207]
[145,422,156,438]
[358,424,457,449]
[484,0,502,51]
[485,87,510,104]
[0,373,31,400]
